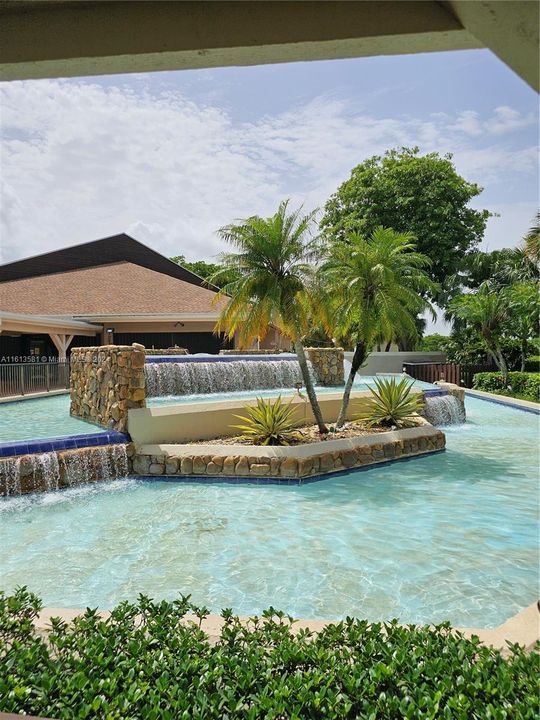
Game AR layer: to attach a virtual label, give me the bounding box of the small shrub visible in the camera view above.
[0,588,538,719]
[473,371,540,402]
[232,395,299,445]
[356,377,424,428]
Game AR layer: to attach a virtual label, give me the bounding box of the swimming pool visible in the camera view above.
[1,396,537,627]
[0,394,105,442]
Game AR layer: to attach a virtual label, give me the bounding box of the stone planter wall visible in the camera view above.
[132,426,445,481]
[305,348,344,386]
[145,348,189,355]
[70,345,146,432]
[0,444,135,496]
[219,349,289,355]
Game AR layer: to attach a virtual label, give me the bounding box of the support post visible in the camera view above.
[49,333,74,361]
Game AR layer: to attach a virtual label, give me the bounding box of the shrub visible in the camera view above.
[1,588,538,720]
[524,355,540,372]
[356,377,424,428]
[232,395,299,445]
[473,371,540,402]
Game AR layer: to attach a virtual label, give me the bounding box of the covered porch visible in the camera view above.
[0,311,101,362]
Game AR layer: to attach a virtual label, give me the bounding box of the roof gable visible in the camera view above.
[0,261,226,316]
[0,233,215,289]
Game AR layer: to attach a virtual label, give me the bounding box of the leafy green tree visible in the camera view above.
[213,200,328,433]
[416,333,449,352]
[170,255,238,289]
[449,283,510,383]
[321,227,436,427]
[321,147,491,292]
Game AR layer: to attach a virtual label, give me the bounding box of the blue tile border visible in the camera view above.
[0,430,131,458]
[145,354,297,364]
[465,390,540,415]
[135,450,445,487]
[423,389,448,397]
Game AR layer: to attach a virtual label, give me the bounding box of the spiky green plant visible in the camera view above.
[356,377,424,428]
[232,395,300,445]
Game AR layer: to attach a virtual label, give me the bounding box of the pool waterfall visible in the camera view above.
[144,356,308,397]
[2,444,130,497]
[422,394,466,425]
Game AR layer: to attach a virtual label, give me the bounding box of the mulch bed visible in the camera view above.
[190,419,424,446]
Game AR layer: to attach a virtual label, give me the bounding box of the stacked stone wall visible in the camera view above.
[132,429,445,480]
[70,345,146,432]
[305,348,344,386]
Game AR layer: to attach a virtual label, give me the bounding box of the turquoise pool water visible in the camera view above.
[1,396,538,627]
[0,394,105,442]
[147,375,436,406]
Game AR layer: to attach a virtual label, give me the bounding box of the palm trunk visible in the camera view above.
[489,343,509,385]
[520,339,527,372]
[294,340,328,434]
[484,332,509,386]
[497,351,509,386]
[336,341,367,428]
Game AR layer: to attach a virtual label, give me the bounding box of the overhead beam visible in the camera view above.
[0,1,478,81]
[444,1,539,91]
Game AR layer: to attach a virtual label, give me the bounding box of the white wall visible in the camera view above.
[345,351,446,376]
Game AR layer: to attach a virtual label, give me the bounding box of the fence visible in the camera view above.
[403,362,497,388]
[0,362,71,398]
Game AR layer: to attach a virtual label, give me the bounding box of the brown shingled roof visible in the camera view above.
[0,261,226,316]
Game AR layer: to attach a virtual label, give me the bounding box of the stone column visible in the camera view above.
[305,348,344,386]
[70,343,146,432]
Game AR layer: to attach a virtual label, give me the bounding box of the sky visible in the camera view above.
[0,48,538,331]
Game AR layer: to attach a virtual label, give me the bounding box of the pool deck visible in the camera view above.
[34,602,539,654]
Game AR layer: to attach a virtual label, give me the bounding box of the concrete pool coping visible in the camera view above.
[465,388,540,413]
[34,601,539,653]
[0,388,69,404]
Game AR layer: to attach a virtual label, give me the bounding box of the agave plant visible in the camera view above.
[232,395,299,446]
[356,377,424,428]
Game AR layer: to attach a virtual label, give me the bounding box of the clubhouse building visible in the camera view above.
[0,234,281,360]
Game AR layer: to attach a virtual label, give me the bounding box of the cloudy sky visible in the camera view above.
[1,48,538,272]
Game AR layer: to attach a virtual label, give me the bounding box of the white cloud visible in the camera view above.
[0,78,537,265]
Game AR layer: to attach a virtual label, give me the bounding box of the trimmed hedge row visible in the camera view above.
[1,589,538,719]
[524,356,540,372]
[473,372,540,402]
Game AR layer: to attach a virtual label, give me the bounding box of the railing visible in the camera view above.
[403,362,497,388]
[0,362,71,398]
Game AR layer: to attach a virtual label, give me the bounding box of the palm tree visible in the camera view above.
[212,200,328,434]
[321,227,437,428]
[523,211,540,263]
[504,281,539,371]
[449,282,509,383]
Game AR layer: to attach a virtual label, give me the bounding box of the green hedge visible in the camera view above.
[524,356,540,372]
[473,372,540,402]
[1,589,538,719]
